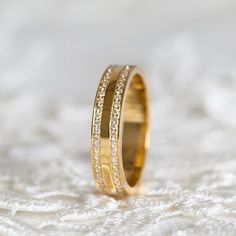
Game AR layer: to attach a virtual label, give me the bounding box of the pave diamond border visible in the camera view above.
[109,66,130,193]
[91,66,113,191]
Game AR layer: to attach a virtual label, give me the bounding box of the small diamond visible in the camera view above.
[114,169,118,175]
[112,152,117,157]
[111,120,118,126]
[115,89,123,94]
[98,93,104,98]
[100,86,105,92]
[117,187,123,192]
[97,176,103,183]
[94,126,100,134]
[96,108,102,115]
[111,124,117,131]
[113,107,120,114]
[96,102,103,108]
[115,94,122,100]
[114,178,120,183]
[96,96,103,102]
[113,112,119,118]
[98,91,105,97]
[111,137,117,143]
[118,80,124,86]
[94,120,100,127]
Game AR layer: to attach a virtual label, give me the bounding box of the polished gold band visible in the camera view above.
[91,65,149,196]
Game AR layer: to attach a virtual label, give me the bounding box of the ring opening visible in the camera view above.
[122,74,148,187]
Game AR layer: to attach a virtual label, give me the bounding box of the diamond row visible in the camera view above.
[92,66,113,190]
[110,66,130,193]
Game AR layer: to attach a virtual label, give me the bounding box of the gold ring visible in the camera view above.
[91,65,149,196]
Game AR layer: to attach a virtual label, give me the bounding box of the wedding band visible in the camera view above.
[91,65,149,196]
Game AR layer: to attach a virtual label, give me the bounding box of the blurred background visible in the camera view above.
[0,1,236,235]
[1,0,236,101]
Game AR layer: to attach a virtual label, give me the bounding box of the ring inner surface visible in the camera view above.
[122,74,148,187]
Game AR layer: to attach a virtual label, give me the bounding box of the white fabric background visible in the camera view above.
[0,1,236,235]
